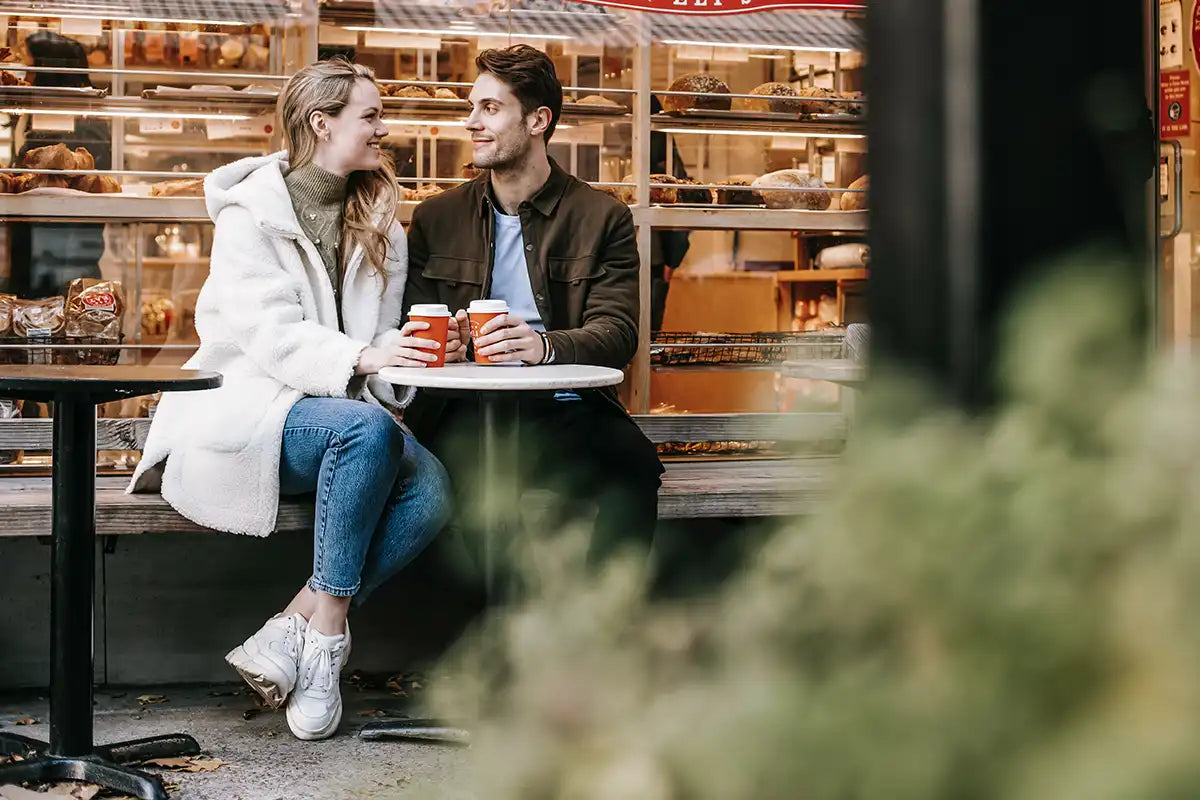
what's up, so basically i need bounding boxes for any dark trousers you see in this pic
[414,393,664,570]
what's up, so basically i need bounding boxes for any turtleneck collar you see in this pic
[284,161,349,208]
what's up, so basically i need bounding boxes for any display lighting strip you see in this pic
[0,107,252,121]
[654,127,863,139]
[342,25,572,41]
[383,118,571,129]
[661,39,851,53]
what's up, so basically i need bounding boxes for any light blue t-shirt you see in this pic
[489,209,544,332]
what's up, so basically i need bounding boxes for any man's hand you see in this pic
[445,309,469,363]
[473,313,545,365]
[355,320,442,374]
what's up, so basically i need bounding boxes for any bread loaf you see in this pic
[840,174,868,210]
[796,85,839,115]
[391,85,433,98]
[618,174,679,204]
[675,178,713,205]
[433,87,459,100]
[733,82,802,114]
[71,175,121,194]
[662,73,731,113]
[577,94,620,107]
[714,176,762,206]
[752,170,831,210]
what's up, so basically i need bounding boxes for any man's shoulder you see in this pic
[562,174,630,220]
[411,179,482,225]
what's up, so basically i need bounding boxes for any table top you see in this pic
[378,363,624,391]
[0,365,223,397]
[780,359,866,386]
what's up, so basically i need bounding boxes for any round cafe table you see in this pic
[371,363,623,744]
[0,365,221,800]
[377,362,625,590]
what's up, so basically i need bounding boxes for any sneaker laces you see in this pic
[303,641,345,696]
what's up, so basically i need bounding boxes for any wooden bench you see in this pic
[0,413,845,537]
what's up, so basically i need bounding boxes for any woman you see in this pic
[129,58,454,741]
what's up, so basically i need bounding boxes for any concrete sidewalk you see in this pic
[0,683,474,800]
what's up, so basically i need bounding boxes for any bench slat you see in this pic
[0,458,837,536]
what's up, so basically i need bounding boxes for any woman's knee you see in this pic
[339,404,405,462]
[399,436,454,524]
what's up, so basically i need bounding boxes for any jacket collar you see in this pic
[476,157,569,218]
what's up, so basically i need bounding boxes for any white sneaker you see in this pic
[286,622,351,741]
[224,613,306,710]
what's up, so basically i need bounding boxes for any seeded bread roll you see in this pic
[796,85,839,115]
[714,176,763,206]
[752,170,831,210]
[733,82,802,114]
[840,174,868,210]
[662,73,731,113]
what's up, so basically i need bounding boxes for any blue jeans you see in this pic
[279,397,450,605]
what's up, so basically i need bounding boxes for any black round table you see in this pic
[0,365,221,800]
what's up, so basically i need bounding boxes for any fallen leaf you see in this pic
[141,755,224,773]
[359,709,386,717]
[136,694,167,705]
[47,782,102,799]
[385,678,403,693]
[14,716,37,725]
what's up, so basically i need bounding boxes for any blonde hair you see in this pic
[278,57,400,282]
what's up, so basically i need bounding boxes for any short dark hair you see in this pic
[475,45,562,144]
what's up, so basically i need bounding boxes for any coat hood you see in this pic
[204,151,305,238]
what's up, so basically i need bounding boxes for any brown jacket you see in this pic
[402,160,639,422]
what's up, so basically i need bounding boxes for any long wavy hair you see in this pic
[278,58,400,282]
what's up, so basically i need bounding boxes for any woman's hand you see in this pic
[354,320,442,374]
[445,310,469,363]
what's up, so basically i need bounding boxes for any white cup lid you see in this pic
[468,299,509,313]
[409,303,450,317]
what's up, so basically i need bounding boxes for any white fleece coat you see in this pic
[127,152,415,536]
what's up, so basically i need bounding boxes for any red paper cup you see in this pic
[408,303,450,367]
[467,300,509,365]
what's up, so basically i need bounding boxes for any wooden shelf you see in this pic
[775,268,868,282]
[634,206,868,232]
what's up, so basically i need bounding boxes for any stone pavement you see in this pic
[0,683,474,800]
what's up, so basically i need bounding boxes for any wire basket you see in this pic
[0,335,124,366]
[651,331,845,366]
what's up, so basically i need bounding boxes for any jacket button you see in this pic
[525,243,533,251]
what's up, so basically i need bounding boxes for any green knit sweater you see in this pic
[284,162,348,305]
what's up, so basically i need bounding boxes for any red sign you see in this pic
[568,0,862,14]
[1161,69,1190,138]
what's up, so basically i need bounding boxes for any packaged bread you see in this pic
[662,73,731,113]
[66,278,125,340]
[714,176,763,206]
[150,177,205,197]
[840,174,868,210]
[11,296,66,337]
[733,82,802,114]
[752,170,831,210]
[71,175,121,194]
[0,293,15,335]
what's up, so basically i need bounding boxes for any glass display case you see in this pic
[0,0,867,471]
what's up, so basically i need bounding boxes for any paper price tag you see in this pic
[206,118,236,140]
[61,17,102,36]
[31,114,76,132]
[139,117,183,134]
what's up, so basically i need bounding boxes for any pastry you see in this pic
[662,73,731,113]
[840,174,868,210]
[71,175,121,193]
[618,174,678,204]
[391,85,433,98]
[751,170,831,210]
[23,143,81,171]
[0,70,29,86]
[150,177,205,197]
[433,87,459,100]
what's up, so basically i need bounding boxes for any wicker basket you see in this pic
[0,335,124,366]
[651,331,844,367]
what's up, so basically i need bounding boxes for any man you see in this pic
[403,45,663,566]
